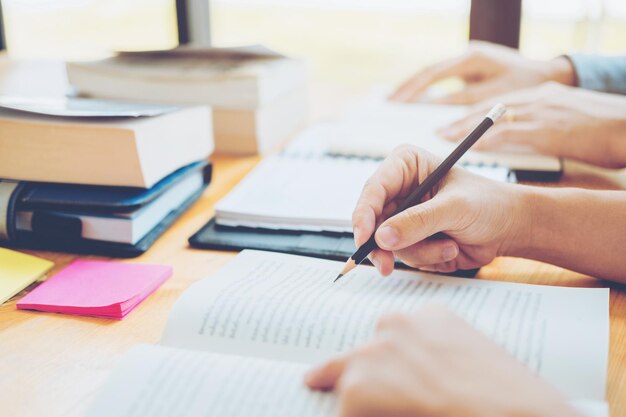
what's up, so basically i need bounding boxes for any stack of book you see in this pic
[66,45,309,155]
[0,96,214,257]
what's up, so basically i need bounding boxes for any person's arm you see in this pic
[437,82,626,169]
[390,40,575,104]
[306,305,581,417]
[567,54,626,95]
[514,186,626,281]
[352,146,626,283]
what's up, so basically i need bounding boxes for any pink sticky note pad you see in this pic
[17,260,172,319]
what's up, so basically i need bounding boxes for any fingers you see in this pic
[305,354,349,391]
[419,261,460,274]
[437,113,485,142]
[393,238,459,269]
[437,105,542,152]
[437,101,520,142]
[374,195,461,252]
[440,120,539,152]
[352,147,424,247]
[437,84,550,143]
[470,122,542,151]
[369,249,395,276]
[390,52,482,103]
[352,199,378,247]
[370,233,461,276]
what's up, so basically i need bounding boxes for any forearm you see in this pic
[605,117,626,168]
[510,186,626,283]
[575,96,626,168]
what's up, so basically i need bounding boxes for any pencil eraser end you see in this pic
[487,103,506,122]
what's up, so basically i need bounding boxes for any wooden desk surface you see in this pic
[1,154,625,417]
[0,58,624,416]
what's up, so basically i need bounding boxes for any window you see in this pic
[2,0,178,59]
[211,0,626,88]
[521,0,626,58]
[211,0,472,88]
[3,0,626,87]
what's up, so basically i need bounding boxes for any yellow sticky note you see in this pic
[0,247,54,304]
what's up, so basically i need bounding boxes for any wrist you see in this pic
[505,186,572,262]
[545,56,576,86]
[497,183,536,258]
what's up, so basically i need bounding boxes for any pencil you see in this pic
[334,103,507,282]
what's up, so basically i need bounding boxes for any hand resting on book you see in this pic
[438,82,626,169]
[390,41,575,104]
[305,304,580,417]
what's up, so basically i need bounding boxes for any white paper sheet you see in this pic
[86,345,336,417]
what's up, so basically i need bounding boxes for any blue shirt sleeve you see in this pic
[566,54,626,95]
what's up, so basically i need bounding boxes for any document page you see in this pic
[162,250,609,402]
[86,344,336,417]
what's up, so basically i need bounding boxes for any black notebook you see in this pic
[189,218,478,278]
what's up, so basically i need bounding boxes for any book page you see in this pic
[570,400,610,417]
[162,250,609,401]
[86,344,607,417]
[85,344,336,417]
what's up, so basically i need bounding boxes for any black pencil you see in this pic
[334,103,506,282]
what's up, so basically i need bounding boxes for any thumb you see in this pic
[305,355,350,391]
[375,195,460,251]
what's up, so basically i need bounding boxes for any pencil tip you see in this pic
[334,258,357,283]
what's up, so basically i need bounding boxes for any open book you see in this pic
[86,251,610,417]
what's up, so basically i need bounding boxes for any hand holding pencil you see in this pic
[337,105,517,279]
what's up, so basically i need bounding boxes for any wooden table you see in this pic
[0,57,624,416]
